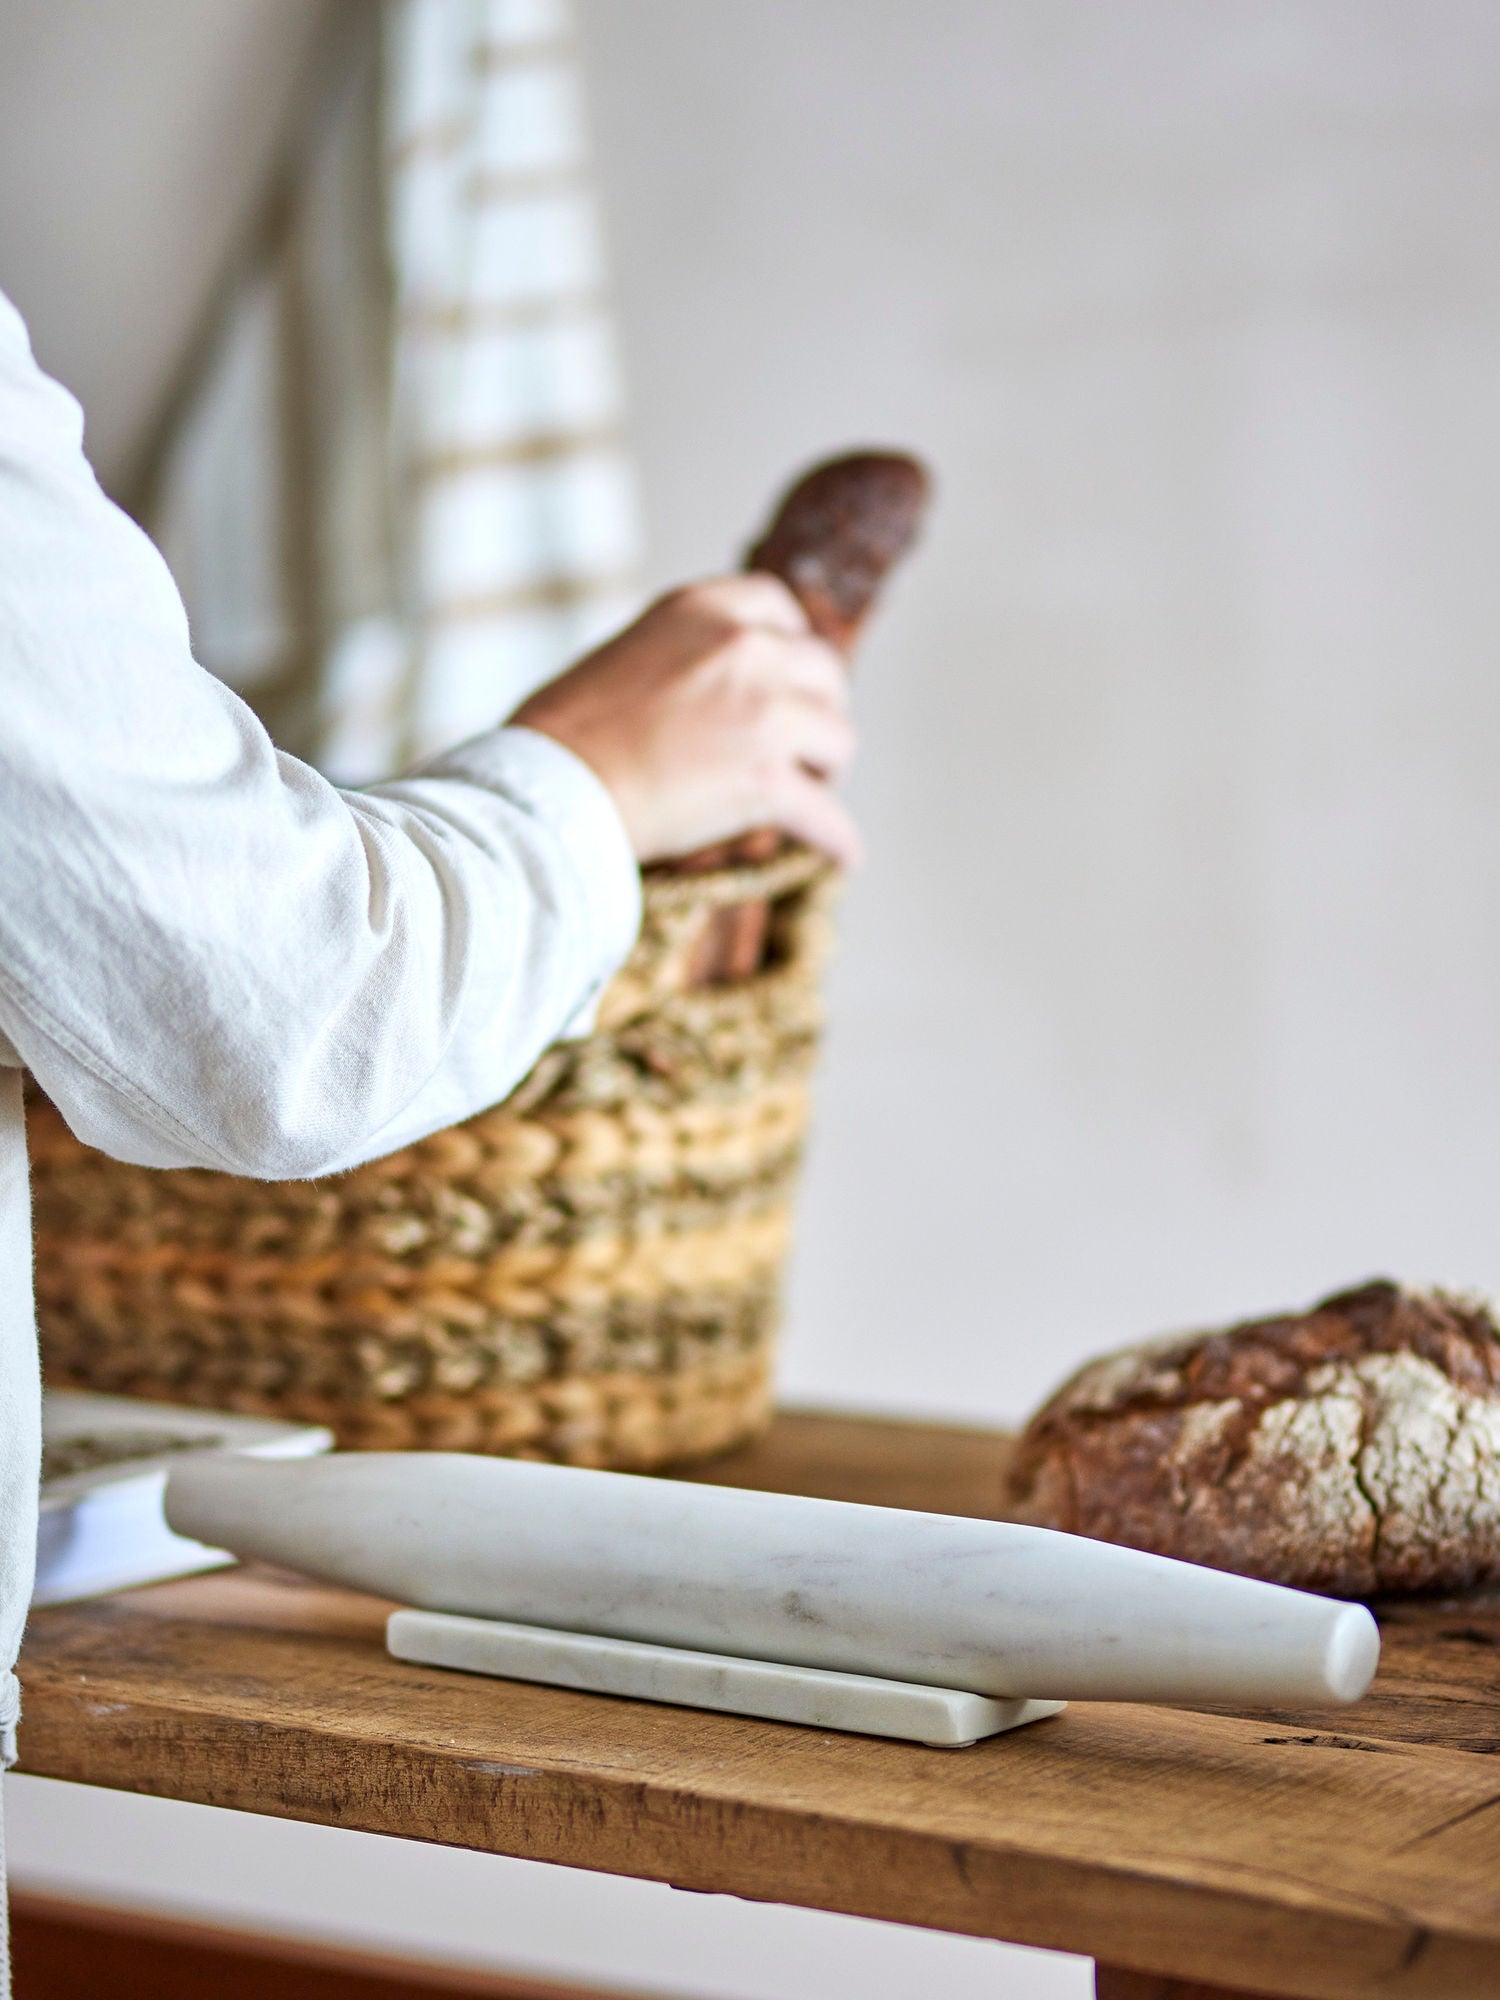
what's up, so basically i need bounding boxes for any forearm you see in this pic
[0,292,639,1178]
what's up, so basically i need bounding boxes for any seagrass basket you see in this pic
[29,847,836,1470]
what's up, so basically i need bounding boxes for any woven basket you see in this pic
[29,848,836,1470]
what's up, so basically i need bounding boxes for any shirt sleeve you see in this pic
[0,291,641,1179]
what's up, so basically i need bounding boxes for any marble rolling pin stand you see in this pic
[165,1454,1381,1749]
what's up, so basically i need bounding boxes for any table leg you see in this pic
[1095,1968,1291,2000]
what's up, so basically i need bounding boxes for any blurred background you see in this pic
[5,1,1500,1995]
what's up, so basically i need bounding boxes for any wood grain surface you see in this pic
[18,1409,1500,2000]
[1095,1973,1292,2000]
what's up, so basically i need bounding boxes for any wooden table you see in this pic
[17,1411,1500,2000]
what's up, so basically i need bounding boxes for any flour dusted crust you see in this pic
[1005,1281,1500,1597]
[745,451,930,654]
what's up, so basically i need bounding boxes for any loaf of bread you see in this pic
[745,449,931,655]
[679,448,930,890]
[1005,1280,1500,1597]
[678,449,931,984]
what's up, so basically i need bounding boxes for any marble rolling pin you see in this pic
[164,1452,1380,1709]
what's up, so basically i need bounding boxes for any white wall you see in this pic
[579,0,1500,1422]
[0,0,338,496]
[10,4,1500,1996]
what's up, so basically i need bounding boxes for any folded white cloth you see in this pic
[151,0,643,787]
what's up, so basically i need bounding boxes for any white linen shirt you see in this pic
[0,289,642,1783]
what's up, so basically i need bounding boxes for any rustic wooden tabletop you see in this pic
[17,1411,1500,2000]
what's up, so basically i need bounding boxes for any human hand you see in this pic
[510,575,860,867]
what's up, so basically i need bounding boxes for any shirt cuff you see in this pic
[416,725,642,1035]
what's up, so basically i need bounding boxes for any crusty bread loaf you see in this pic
[677,449,931,983]
[677,448,930,887]
[745,450,931,655]
[1006,1280,1500,1597]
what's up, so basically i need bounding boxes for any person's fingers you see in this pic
[772,692,857,779]
[764,768,864,869]
[763,631,848,705]
[725,629,848,716]
[680,573,810,635]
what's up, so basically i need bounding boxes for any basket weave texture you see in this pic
[30,849,836,1469]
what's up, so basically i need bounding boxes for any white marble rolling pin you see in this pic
[164,1452,1380,1707]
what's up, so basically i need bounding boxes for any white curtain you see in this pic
[149,0,642,785]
